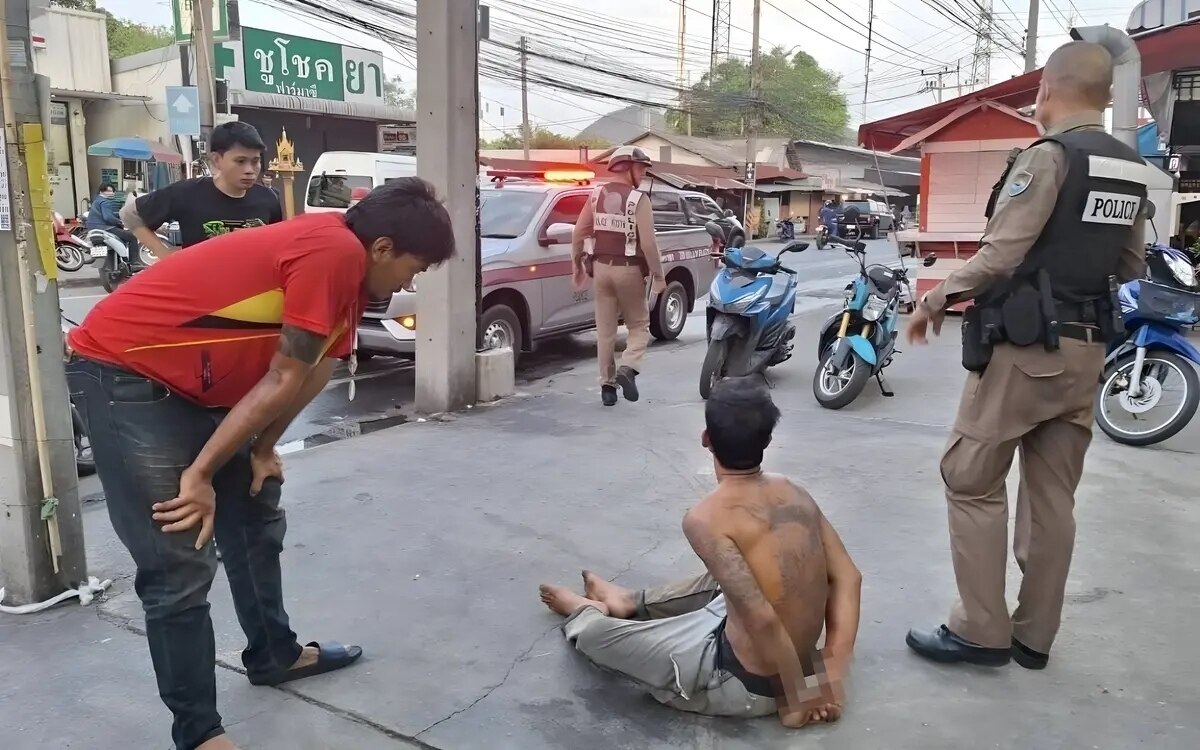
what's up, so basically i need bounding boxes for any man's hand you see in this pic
[572,263,588,292]
[650,275,667,296]
[250,447,284,496]
[905,302,942,345]
[801,651,849,724]
[152,468,217,550]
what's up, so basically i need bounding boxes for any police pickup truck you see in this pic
[357,169,721,362]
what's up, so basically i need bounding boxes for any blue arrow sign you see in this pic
[166,86,201,136]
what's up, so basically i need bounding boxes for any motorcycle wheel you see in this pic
[56,242,86,273]
[1095,349,1200,446]
[813,346,871,410]
[72,404,96,477]
[100,267,126,294]
[699,338,731,400]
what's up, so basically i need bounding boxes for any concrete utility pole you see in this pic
[192,0,217,139]
[415,0,479,413]
[519,35,530,160]
[0,0,87,604]
[1024,0,1040,73]
[745,0,761,236]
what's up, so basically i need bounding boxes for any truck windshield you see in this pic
[844,201,871,214]
[307,174,372,209]
[481,190,545,238]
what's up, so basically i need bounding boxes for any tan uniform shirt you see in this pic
[571,189,665,280]
[922,111,1147,317]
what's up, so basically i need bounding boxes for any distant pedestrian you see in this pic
[68,178,455,750]
[262,171,283,205]
[572,145,666,407]
[904,41,1148,670]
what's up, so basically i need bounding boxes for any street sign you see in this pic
[166,86,201,136]
[172,0,230,45]
[1167,154,1183,173]
[744,162,756,182]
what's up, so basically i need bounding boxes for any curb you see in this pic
[57,275,101,291]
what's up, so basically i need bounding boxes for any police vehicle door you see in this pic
[538,192,592,331]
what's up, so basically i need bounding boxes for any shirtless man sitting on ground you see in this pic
[539,377,863,727]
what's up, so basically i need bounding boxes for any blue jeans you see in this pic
[67,357,303,750]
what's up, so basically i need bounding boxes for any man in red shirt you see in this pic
[67,177,454,750]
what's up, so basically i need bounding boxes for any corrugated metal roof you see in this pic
[229,90,415,123]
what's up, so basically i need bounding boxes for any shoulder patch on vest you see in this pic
[1007,169,1034,197]
[1082,191,1140,226]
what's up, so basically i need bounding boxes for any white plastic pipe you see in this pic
[1069,25,1141,152]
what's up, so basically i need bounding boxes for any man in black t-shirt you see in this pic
[122,122,284,258]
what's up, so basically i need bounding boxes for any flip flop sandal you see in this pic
[248,641,363,687]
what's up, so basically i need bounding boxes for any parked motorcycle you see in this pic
[88,228,163,293]
[776,218,796,241]
[1094,243,1200,446]
[53,212,88,273]
[699,221,807,399]
[812,234,936,409]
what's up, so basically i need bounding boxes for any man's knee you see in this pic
[136,550,217,620]
[940,434,1012,500]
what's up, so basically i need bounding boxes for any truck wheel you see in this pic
[650,280,688,341]
[481,303,523,366]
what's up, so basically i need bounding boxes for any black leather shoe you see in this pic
[906,625,1011,667]
[601,386,618,407]
[616,366,640,402]
[1011,638,1049,670]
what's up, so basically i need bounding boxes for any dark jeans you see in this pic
[67,357,302,750]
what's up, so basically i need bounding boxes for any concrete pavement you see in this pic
[4,301,1199,749]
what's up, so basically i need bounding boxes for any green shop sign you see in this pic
[218,27,385,105]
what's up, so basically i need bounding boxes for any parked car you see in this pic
[358,170,722,363]
[651,190,745,247]
[839,199,894,239]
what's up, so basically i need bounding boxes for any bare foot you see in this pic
[291,645,320,670]
[582,570,638,619]
[197,736,239,750]
[538,584,609,617]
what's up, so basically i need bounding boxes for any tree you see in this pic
[480,127,608,150]
[672,47,848,142]
[51,0,174,59]
[383,76,415,109]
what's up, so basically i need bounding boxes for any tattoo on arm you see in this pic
[684,515,771,613]
[278,325,327,365]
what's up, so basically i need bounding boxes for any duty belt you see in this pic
[1059,322,1103,344]
[593,255,643,267]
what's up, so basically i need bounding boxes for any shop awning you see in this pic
[753,178,823,194]
[649,169,749,190]
[831,180,908,197]
[858,21,1200,152]
[229,90,415,123]
[52,88,149,102]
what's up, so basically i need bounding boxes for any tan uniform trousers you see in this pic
[942,337,1105,653]
[592,258,650,386]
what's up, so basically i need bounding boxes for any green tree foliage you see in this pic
[481,127,608,150]
[51,0,174,59]
[673,47,848,141]
[383,76,415,109]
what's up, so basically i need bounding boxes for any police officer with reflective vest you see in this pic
[572,146,666,406]
[904,41,1149,669]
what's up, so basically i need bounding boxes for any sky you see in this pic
[94,0,1140,140]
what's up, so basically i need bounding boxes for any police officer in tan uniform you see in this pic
[905,42,1149,669]
[572,146,666,406]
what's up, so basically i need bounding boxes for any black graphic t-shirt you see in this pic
[136,177,284,248]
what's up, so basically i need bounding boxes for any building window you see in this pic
[1175,72,1200,102]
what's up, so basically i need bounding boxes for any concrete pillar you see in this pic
[415,0,479,413]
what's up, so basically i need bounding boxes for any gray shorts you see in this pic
[561,575,778,718]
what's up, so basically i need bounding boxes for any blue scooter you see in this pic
[699,221,807,399]
[812,234,936,409]
[1094,243,1200,446]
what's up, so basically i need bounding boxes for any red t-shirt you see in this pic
[69,213,367,408]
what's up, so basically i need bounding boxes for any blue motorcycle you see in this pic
[699,221,807,399]
[1094,243,1200,446]
[812,234,936,409]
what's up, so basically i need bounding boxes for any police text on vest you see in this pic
[1082,191,1140,226]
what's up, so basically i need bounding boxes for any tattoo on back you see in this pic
[278,325,326,365]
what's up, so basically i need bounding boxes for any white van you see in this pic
[304,151,418,213]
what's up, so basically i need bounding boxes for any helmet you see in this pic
[607,145,653,173]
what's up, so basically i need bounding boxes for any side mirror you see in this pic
[1143,201,1156,220]
[782,241,808,254]
[542,222,574,246]
[922,253,938,267]
[723,208,735,218]
[854,241,868,253]
[704,220,725,240]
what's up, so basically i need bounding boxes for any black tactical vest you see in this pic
[996,128,1148,304]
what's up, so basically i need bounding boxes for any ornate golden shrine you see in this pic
[268,128,305,218]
